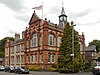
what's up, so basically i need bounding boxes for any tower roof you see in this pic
[61,6,65,15]
[59,3,67,17]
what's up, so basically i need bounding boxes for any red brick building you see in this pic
[4,6,85,69]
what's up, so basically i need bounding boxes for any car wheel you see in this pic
[19,71,22,74]
[9,70,11,73]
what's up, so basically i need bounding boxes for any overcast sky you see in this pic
[0,0,100,46]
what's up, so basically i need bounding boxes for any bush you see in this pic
[34,66,41,71]
[59,68,73,73]
[29,67,34,71]
[29,66,41,71]
[83,60,94,72]
[49,68,57,72]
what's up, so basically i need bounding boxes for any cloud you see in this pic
[0,0,24,12]
[76,9,100,25]
[15,14,30,22]
[43,5,60,19]
[8,29,17,35]
[69,9,93,18]
[0,3,27,39]
[0,0,31,23]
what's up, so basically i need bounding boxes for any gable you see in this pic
[29,10,40,25]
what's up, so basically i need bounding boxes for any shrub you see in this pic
[59,68,73,73]
[49,68,57,72]
[29,67,34,71]
[29,66,41,71]
[33,66,41,71]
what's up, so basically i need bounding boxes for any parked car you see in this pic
[92,66,100,75]
[0,66,5,71]
[14,66,29,74]
[4,66,9,72]
[5,66,15,72]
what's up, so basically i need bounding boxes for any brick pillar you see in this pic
[24,28,27,65]
[43,18,48,69]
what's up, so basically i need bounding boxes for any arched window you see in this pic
[35,54,38,63]
[58,36,61,47]
[52,54,55,63]
[40,54,43,63]
[48,54,51,63]
[49,34,54,46]
[32,33,37,47]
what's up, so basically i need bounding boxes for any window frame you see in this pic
[49,34,54,46]
[48,54,51,63]
[58,36,61,47]
[32,33,37,47]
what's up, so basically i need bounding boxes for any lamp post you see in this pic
[71,21,76,73]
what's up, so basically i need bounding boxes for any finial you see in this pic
[61,2,65,15]
[34,10,35,13]
[45,18,47,20]
[71,21,74,25]
[62,2,64,7]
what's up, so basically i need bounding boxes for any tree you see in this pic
[88,40,100,52]
[0,37,14,57]
[58,22,84,73]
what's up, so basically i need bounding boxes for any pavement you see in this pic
[0,71,93,75]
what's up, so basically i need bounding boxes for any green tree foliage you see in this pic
[83,60,94,72]
[88,39,100,52]
[0,37,14,57]
[58,22,84,73]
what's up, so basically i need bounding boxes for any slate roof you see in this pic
[85,45,97,52]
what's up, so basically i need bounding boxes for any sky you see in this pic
[0,0,100,46]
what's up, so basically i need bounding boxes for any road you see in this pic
[0,71,93,75]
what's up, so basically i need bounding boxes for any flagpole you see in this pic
[41,2,44,70]
[42,2,43,24]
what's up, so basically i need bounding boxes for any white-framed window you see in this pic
[11,56,14,64]
[58,36,61,47]
[48,54,51,63]
[31,55,34,63]
[16,56,20,64]
[52,54,55,63]
[16,45,19,52]
[35,55,38,63]
[30,55,35,63]
[18,45,20,51]
[92,52,94,57]
[11,47,14,53]
[21,56,24,64]
[49,34,54,46]
[40,54,43,63]
[5,48,8,55]
[30,55,34,63]
[32,33,37,47]
[21,44,24,51]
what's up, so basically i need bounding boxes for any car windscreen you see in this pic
[21,67,27,69]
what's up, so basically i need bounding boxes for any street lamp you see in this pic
[71,21,76,73]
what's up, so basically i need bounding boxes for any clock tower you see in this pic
[58,4,67,28]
